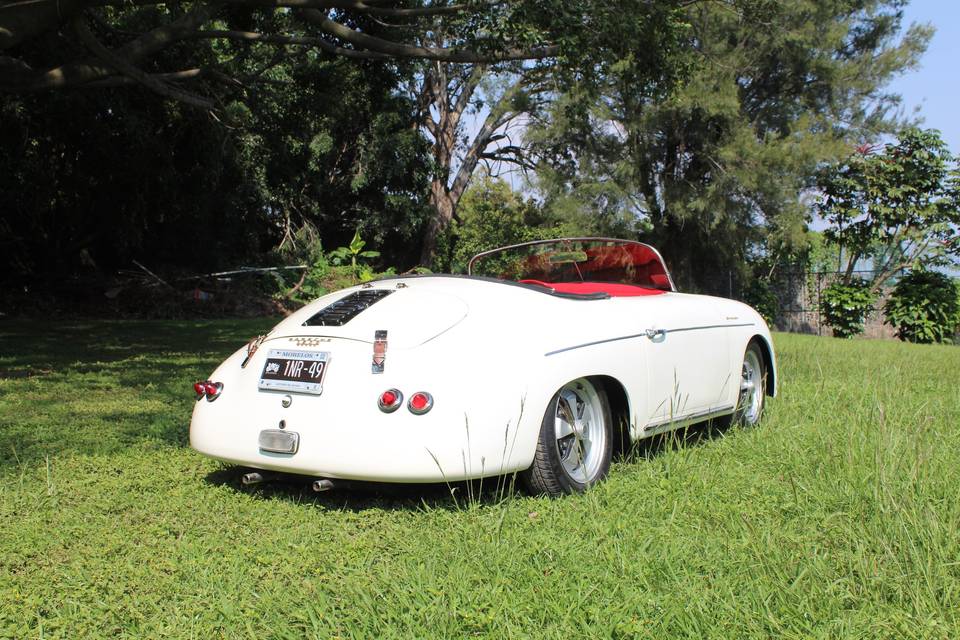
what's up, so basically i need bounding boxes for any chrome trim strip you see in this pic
[644,404,736,431]
[665,322,755,334]
[544,333,648,357]
[544,323,756,356]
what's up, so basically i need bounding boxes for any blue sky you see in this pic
[888,0,960,154]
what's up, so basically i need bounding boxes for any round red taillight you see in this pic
[193,381,207,397]
[378,389,402,413]
[203,381,223,400]
[408,391,433,415]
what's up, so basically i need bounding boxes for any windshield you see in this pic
[468,238,674,291]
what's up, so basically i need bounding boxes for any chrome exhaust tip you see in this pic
[241,472,264,486]
[312,479,335,492]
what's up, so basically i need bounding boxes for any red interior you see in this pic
[512,243,671,292]
[519,280,666,297]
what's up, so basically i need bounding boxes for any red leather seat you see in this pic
[519,280,666,297]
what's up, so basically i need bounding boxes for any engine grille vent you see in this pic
[303,289,393,326]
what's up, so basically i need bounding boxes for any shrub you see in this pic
[821,279,875,338]
[884,270,960,344]
[270,225,388,308]
[742,278,779,327]
[328,229,381,281]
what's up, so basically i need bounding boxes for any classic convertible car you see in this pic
[190,238,776,496]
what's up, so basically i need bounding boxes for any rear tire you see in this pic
[733,340,767,427]
[521,378,613,496]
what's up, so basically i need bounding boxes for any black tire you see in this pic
[733,340,767,427]
[521,378,613,496]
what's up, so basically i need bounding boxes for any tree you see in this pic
[0,2,562,108]
[2,0,692,267]
[817,127,960,293]
[245,54,433,268]
[410,1,692,265]
[441,175,547,273]
[411,60,551,266]
[0,52,431,287]
[530,0,932,293]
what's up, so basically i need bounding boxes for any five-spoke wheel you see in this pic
[522,378,612,496]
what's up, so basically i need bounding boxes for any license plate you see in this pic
[259,429,300,454]
[258,349,330,395]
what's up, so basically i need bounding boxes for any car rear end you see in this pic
[189,280,540,482]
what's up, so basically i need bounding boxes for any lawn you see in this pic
[1,320,958,639]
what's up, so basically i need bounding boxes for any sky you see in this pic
[884,0,960,154]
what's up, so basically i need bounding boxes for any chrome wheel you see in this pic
[736,344,765,426]
[553,378,608,484]
[522,377,613,496]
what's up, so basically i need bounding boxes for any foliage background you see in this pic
[0,0,957,337]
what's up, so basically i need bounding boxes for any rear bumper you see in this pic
[190,410,529,482]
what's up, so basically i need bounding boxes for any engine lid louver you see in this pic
[303,289,393,326]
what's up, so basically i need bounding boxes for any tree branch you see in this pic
[191,29,392,58]
[451,63,485,120]
[300,0,468,17]
[82,68,205,87]
[0,0,86,50]
[302,10,559,62]
[76,0,468,13]
[1,4,214,91]
[73,14,216,109]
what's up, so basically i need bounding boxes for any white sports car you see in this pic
[190,238,776,496]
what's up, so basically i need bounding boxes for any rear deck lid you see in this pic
[277,287,468,348]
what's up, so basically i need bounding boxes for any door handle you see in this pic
[645,328,665,340]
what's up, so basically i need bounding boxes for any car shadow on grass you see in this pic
[203,466,528,512]
[203,419,734,512]
[619,416,734,463]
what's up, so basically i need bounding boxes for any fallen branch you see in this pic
[172,265,308,281]
[132,259,174,289]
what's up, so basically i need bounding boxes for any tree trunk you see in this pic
[420,179,456,266]
[415,63,532,267]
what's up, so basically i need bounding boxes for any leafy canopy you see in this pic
[817,127,960,291]
[530,0,931,293]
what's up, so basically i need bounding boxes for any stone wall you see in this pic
[771,270,896,339]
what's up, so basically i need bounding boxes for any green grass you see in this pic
[1,320,959,639]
